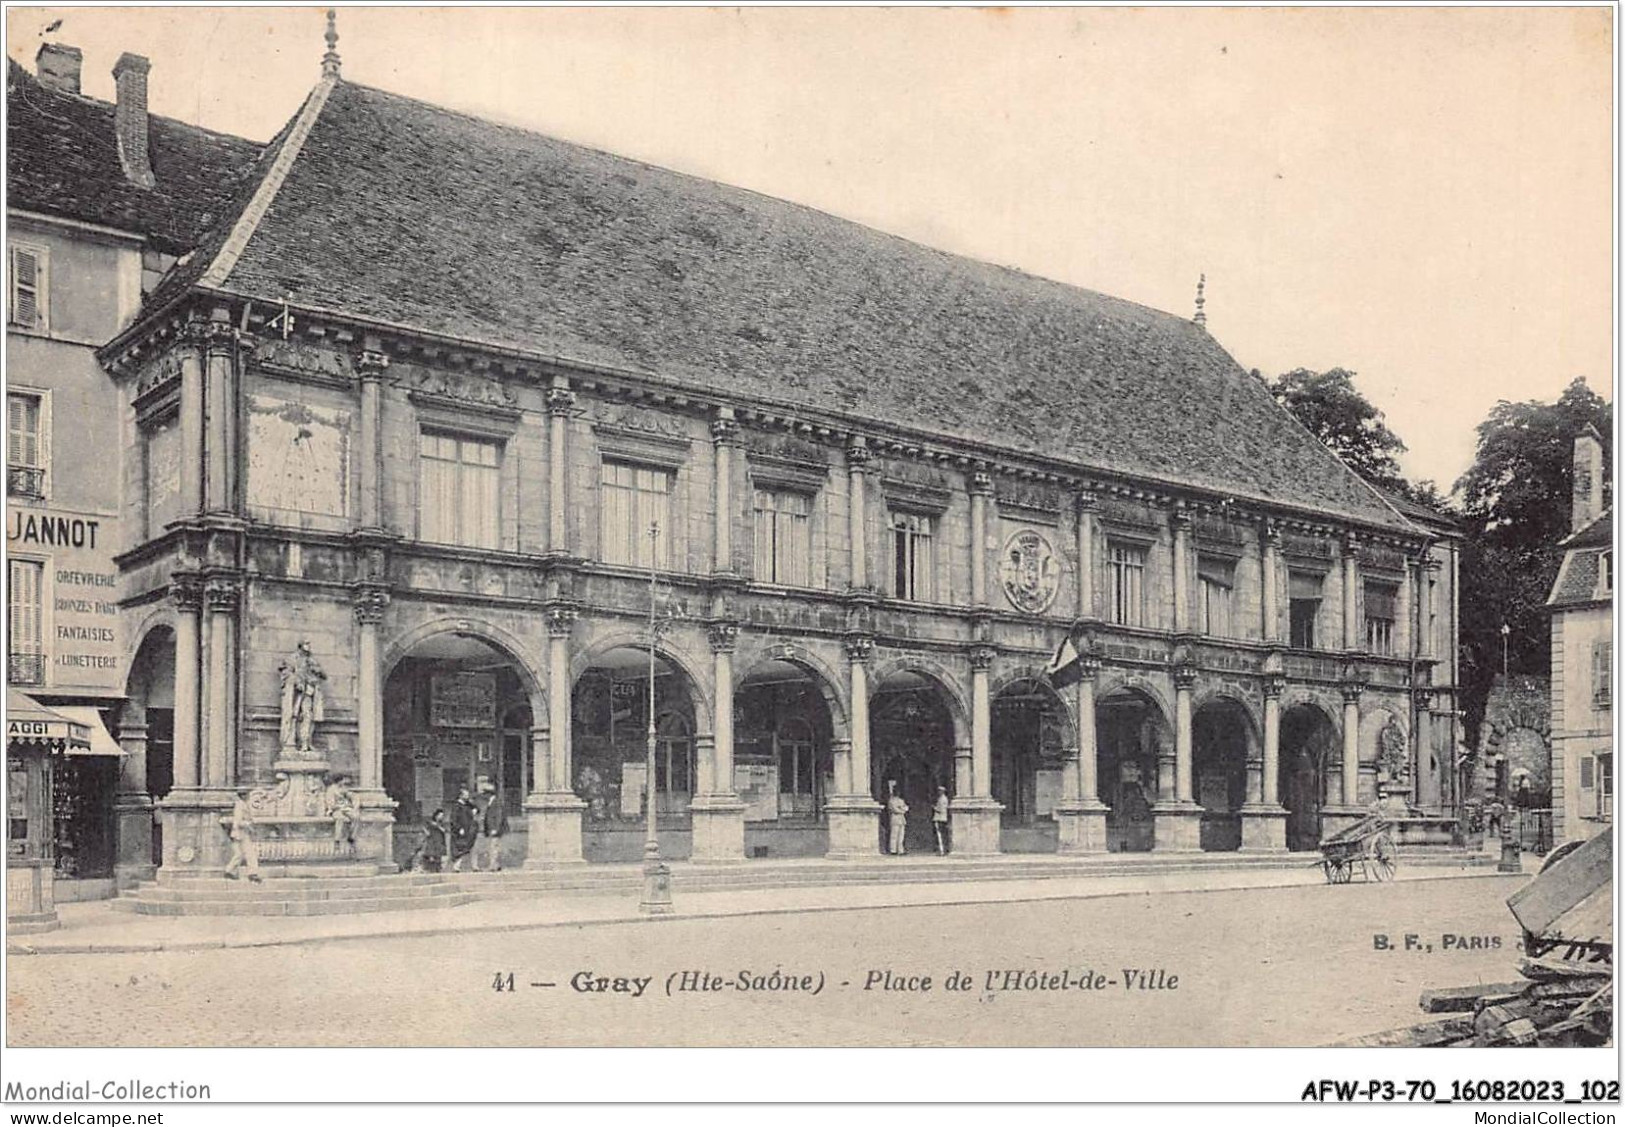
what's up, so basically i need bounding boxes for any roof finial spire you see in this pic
[321,9,341,79]
[1193,273,1207,329]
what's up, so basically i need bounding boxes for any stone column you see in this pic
[1171,508,1191,633]
[112,712,154,887]
[352,586,389,790]
[202,321,237,513]
[1153,663,1204,851]
[1397,558,1414,659]
[846,437,870,591]
[1056,656,1109,853]
[951,645,1004,855]
[1240,672,1288,851]
[691,622,747,862]
[156,573,225,872]
[1342,535,1360,651]
[970,470,992,606]
[546,384,575,555]
[357,346,388,529]
[711,411,738,574]
[826,634,881,858]
[1261,523,1281,642]
[202,576,239,788]
[1341,680,1363,808]
[1420,560,1439,661]
[525,605,586,866]
[1413,688,1436,809]
[1076,491,1096,618]
[171,575,202,789]
[179,331,206,515]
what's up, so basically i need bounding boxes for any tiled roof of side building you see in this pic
[1548,510,1613,609]
[157,78,1419,531]
[6,58,263,253]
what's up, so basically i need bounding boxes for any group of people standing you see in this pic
[418,778,510,872]
[882,781,952,856]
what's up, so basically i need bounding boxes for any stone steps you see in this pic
[110,848,1496,916]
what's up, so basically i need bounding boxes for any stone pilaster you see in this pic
[845,437,870,591]
[969,470,993,607]
[1342,534,1361,652]
[1171,507,1192,633]
[826,633,882,858]
[691,621,747,862]
[1055,654,1109,853]
[112,713,155,887]
[546,383,575,556]
[356,344,388,531]
[1240,663,1288,851]
[1075,489,1096,618]
[1261,521,1281,643]
[202,575,240,788]
[711,410,739,576]
[525,604,585,866]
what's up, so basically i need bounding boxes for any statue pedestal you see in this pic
[239,758,392,877]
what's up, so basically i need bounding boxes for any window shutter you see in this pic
[10,246,39,328]
[1581,757,1595,790]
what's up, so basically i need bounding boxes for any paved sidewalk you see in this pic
[6,859,1522,957]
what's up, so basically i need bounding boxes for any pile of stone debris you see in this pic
[1339,831,1613,1048]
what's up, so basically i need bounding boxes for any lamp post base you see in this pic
[640,841,675,914]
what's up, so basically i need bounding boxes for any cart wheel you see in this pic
[1321,859,1335,884]
[1371,834,1397,882]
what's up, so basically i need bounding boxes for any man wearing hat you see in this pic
[475,776,509,872]
[932,785,951,855]
[224,787,263,882]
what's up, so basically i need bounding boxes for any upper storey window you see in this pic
[1364,582,1399,656]
[1289,571,1322,650]
[602,460,673,569]
[1197,556,1235,637]
[890,510,934,601]
[419,431,500,549]
[7,391,45,500]
[1107,541,1147,627]
[8,243,47,333]
[754,488,812,587]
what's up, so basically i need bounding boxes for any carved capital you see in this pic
[1414,687,1435,712]
[1262,520,1283,550]
[545,387,577,418]
[1170,507,1193,532]
[545,605,578,638]
[1342,682,1365,705]
[710,416,739,447]
[201,320,239,355]
[844,634,874,664]
[1076,655,1102,683]
[969,471,995,497]
[1262,672,1287,700]
[707,621,740,653]
[356,349,390,380]
[170,572,204,615]
[845,436,871,469]
[352,585,391,626]
[204,576,240,614]
[969,645,997,672]
[1342,532,1361,558]
[1075,488,1098,514]
[1173,664,1199,691]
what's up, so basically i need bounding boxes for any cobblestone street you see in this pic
[6,874,1529,1047]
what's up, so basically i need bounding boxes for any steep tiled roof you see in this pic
[6,58,262,253]
[1548,510,1613,609]
[160,79,1417,531]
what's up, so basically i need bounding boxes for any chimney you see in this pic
[35,43,82,95]
[1571,424,1604,533]
[112,52,155,189]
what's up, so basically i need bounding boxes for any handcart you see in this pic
[1318,812,1397,884]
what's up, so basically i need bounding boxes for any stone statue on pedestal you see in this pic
[278,641,327,756]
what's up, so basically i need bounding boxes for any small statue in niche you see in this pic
[278,641,328,755]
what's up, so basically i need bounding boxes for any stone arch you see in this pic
[867,652,971,745]
[382,614,549,713]
[733,645,850,742]
[990,663,1079,739]
[1191,687,1263,748]
[124,603,178,674]
[572,628,714,734]
[1278,688,1341,732]
[1095,672,1175,733]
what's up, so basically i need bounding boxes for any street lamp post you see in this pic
[1501,622,1511,677]
[640,520,675,915]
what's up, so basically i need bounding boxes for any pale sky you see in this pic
[7,5,1613,491]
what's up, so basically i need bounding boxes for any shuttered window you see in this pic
[1107,542,1147,627]
[1593,640,1612,709]
[890,511,934,601]
[1289,571,1322,649]
[753,489,812,586]
[419,432,500,549]
[601,460,673,569]
[8,559,44,684]
[8,244,45,330]
[1598,754,1613,820]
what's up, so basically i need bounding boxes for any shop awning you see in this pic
[6,689,90,752]
[52,706,125,758]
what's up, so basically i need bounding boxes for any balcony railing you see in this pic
[7,464,44,499]
[8,651,45,685]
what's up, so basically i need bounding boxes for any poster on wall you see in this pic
[430,671,497,728]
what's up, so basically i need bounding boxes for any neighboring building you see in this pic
[11,34,1465,890]
[5,47,260,892]
[1547,426,1613,845]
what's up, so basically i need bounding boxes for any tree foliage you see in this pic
[1267,368,1412,494]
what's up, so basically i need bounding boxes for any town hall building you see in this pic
[13,26,1465,894]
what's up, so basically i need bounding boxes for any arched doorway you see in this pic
[120,626,175,870]
[1280,703,1338,851]
[991,677,1069,852]
[572,646,700,862]
[1095,688,1166,852]
[735,659,838,858]
[871,670,956,855]
[382,631,539,870]
[1192,699,1252,852]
